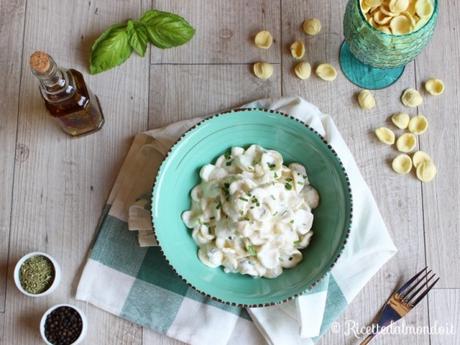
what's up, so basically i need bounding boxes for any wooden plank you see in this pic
[429,289,460,345]
[415,0,460,289]
[150,0,281,64]
[0,0,26,313]
[3,0,149,344]
[149,64,281,128]
[281,1,429,344]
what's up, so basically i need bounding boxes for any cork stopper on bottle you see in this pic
[30,51,51,74]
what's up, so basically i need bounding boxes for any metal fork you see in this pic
[359,267,439,345]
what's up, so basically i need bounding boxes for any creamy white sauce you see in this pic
[182,145,319,278]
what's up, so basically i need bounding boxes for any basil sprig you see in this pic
[90,10,195,74]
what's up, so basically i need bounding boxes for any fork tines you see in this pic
[397,267,439,307]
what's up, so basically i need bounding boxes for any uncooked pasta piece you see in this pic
[290,41,305,59]
[253,62,274,80]
[408,115,428,135]
[415,0,434,18]
[396,133,417,152]
[424,78,445,96]
[375,127,395,145]
[380,5,398,17]
[315,64,337,81]
[368,0,383,6]
[294,61,311,80]
[361,0,372,14]
[391,112,410,129]
[374,10,392,25]
[412,151,431,168]
[390,15,413,34]
[392,154,413,175]
[378,25,392,34]
[302,18,321,36]
[401,88,423,107]
[416,160,437,182]
[389,0,410,13]
[254,30,273,49]
[401,11,417,26]
[358,90,376,109]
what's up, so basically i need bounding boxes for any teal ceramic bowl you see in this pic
[151,109,352,306]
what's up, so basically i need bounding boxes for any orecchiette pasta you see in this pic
[424,78,445,96]
[391,112,410,129]
[303,18,322,36]
[182,145,319,278]
[315,63,337,81]
[254,30,273,49]
[392,154,413,175]
[360,0,434,34]
[375,127,396,145]
[408,115,428,135]
[358,90,376,110]
[401,88,423,107]
[294,61,312,80]
[396,133,417,152]
[253,62,274,80]
[290,40,306,59]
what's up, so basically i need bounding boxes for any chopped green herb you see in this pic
[223,182,230,189]
[285,182,292,190]
[216,202,221,209]
[297,181,304,185]
[226,160,232,166]
[293,240,301,246]
[268,163,276,170]
[210,216,215,220]
[243,216,250,221]
[289,220,294,224]
[239,197,249,202]
[270,195,276,200]
[246,244,257,256]
[224,152,231,160]
[286,177,293,182]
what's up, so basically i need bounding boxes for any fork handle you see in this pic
[359,333,376,345]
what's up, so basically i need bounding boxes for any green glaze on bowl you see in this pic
[151,109,352,307]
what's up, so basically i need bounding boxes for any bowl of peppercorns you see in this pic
[40,304,87,345]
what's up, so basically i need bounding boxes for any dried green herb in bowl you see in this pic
[14,252,61,297]
[20,255,55,294]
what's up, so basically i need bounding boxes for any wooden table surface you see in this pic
[1,0,459,344]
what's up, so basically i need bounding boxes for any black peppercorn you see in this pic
[44,306,83,345]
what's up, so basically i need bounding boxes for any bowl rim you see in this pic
[39,303,88,345]
[13,251,61,298]
[151,108,353,307]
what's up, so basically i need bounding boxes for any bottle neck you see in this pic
[31,57,73,101]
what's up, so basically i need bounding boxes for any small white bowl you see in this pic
[40,304,88,345]
[13,251,61,297]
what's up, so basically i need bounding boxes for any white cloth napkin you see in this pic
[126,96,397,344]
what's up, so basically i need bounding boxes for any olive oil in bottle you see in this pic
[30,51,104,137]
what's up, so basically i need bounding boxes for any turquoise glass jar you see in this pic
[339,0,438,89]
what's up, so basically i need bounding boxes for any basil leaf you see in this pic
[90,24,132,74]
[140,10,195,49]
[127,20,149,57]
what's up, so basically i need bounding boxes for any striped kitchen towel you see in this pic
[76,96,397,345]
